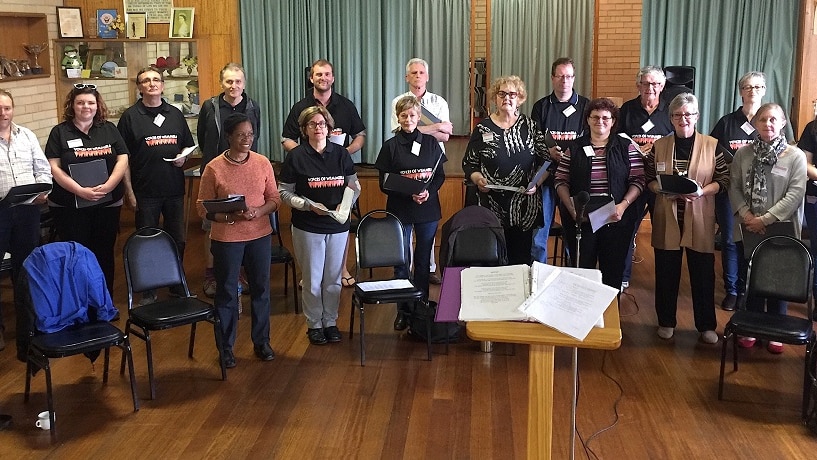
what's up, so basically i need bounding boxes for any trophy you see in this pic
[23,43,48,75]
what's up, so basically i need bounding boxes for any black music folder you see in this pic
[202,195,247,214]
[68,159,112,208]
[0,183,51,209]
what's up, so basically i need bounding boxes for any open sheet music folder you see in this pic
[445,262,617,341]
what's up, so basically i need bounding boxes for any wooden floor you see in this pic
[1,213,817,459]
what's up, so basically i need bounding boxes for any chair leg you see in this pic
[423,301,432,361]
[804,338,816,420]
[145,330,156,400]
[44,361,55,440]
[122,338,140,412]
[188,323,197,358]
[349,298,356,339]
[359,305,366,366]
[291,263,300,313]
[120,319,133,376]
[24,359,32,403]
[718,330,730,400]
[103,347,110,383]
[212,316,227,380]
[732,334,739,371]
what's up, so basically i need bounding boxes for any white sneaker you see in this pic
[699,330,719,344]
[620,281,629,291]
[657,327,674,339]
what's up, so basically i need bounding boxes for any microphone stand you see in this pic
[569,195,587,460]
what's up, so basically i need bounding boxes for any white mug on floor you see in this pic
[35,411,54,430]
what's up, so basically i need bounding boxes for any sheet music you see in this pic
[588,200,618,232]
[356,279,414,291]
[519,270,618,340]
[528,262,604,327]
[458,265,531,321]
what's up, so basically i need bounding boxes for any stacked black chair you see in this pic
[270,211,299,312]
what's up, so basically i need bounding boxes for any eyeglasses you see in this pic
[73,83,97,90]
[639,81,662,87]
[138,77,164,84]
[553,75,575,80]
[588,115,613,122]
[496,91,518,99]
[742,85,766,92]
[671,112,698,120]
[306,121,327,129]
[234,132,255,140]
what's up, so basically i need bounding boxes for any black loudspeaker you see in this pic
[662,65,695,104]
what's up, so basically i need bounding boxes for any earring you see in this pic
[514,107,520,116]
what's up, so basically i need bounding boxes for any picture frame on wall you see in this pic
[126,12,147,39]
[56,7,84,39]
[169,7,194,39]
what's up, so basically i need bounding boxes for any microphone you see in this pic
[573,191,590,226]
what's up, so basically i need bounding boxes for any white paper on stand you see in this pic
[528,262,604,327]
[518,269,618,340]
[458,265,531,321]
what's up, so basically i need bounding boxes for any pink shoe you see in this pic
[737,337,756,348]
[766,341,784,354]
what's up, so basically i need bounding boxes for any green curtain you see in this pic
[490,0,595,111]
[239,0,470,163]
[642,0,799,138]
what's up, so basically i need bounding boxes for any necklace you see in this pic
[223,148,249,164]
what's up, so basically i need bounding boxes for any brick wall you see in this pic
[593,0,642,103]
[1,1,62,143]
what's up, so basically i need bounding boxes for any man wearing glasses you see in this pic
[529,57,589,264]
[619,66,674,290]
[118,67,195,303]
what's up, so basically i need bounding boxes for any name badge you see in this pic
[153,113,166,127]
[67,138,83,148]
[641,120,655,132]
[740,121,755,135]
[482,132,494,143]
[562,105,576,117]
[656,162,666,172]
[583,145,595,157]
[411,141,421,156]
[771,164,789,177]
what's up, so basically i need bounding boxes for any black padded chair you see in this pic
[349,210,429,366]
[19,242,139,440]
[270,211,299,312]
[122,228,226,399]
[718,235,817,419]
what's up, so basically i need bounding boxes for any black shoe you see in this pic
[254,343,275,361]
[721,293,737,311]
[324,326,342,343]
[307,328,328,345]
[222,349,236,368]
[393,312,408,331]
[0,414,11,431]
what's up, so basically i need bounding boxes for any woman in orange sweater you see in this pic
[197,113,281,368]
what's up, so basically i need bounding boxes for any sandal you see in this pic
[341,276,356,288]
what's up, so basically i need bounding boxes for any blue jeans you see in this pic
[804,196,817,296]
[623,189,655,283]
[531,185,557,263]
[135,195,186,257]
[0,205,41,331]
[211,235,271,349]
[395,220,438,312]
[715,192,740,295]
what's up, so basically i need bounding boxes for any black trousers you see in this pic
[654,247,717,331]
[563,221,632,290]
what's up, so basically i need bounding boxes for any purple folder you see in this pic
[436,266,466,322]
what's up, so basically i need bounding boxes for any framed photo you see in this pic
[86,50,108,76]
[97,9,118,39]
[126,12,147,39]
[169,7,194,39]
[56,7,84,39]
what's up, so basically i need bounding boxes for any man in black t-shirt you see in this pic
[120,67,195,301]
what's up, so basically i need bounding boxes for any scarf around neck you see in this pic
[747,135,788,214]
